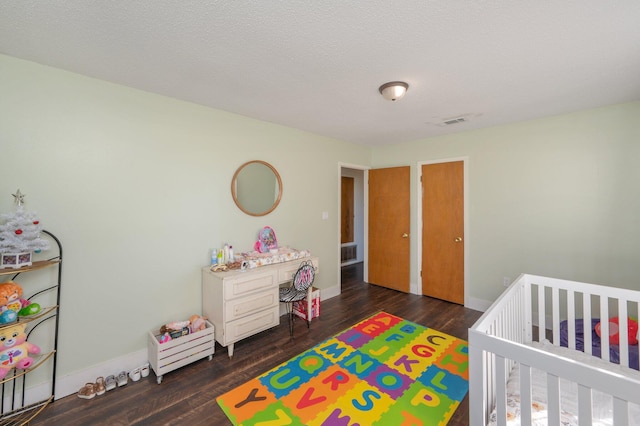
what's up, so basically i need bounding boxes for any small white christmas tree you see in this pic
[0,190,49,254]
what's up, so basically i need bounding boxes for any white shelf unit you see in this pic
[0,230,61,424]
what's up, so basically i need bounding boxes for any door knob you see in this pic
[402,233,409,238]
[454,237,463,242]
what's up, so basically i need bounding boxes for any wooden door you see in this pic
[368,166,410,292]
[341,176,354,243]
[421,161,464,304]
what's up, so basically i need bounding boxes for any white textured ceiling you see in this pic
[1,1,639,146]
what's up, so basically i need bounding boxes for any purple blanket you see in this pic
[560,319,639,370]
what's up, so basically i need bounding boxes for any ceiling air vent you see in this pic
[442,117,467,125]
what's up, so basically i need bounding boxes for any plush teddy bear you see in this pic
[0,322,41,380]
[0,281,41,324]
[0,281,26,324]
[0,281,24,313]
[189,315,207,333]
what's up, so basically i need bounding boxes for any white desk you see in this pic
[202,256,318,357]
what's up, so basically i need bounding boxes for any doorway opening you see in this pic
[340,166,366,289]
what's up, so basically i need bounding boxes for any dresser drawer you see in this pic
[225,288,278,321]
[224,270,277,300]
[225,306,279,344]
[277,258,319,283]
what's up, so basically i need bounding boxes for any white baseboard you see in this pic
[465,296,492,312]
[319,284,340,300]
[2,380,52,413]
[53,348,148,400]
[2,347,149,408]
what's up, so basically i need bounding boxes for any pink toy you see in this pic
[0,323,41,379]
[595,317,639,345]
[189,315,207,333]
[254,226,277,253]
[158,332,172,344]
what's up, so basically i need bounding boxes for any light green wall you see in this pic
[373,101,640,303]
[2,52,639,379]
[0,54,371,376]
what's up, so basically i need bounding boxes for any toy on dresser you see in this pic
[0,322,41,379]
[0,281,41,324]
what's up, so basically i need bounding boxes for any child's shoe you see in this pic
[117,371,128,387]
[129,368,141,382]
[105,375,117,391]
[140,363,150,378]
[77,383,96,399]
[95,376,106,396]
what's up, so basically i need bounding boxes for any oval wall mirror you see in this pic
[231,160,283,216]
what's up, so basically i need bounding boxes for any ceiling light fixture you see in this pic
[378,81,409,101]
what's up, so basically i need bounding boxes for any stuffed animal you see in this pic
[0,281,24,313]
[595,317,639,345]
[189,315,207,333]
[0,323,41,380]
[0,281,27,324]
[0,281,42,324]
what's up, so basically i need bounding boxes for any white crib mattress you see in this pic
[488,340,640,426]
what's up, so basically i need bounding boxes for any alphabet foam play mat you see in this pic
[216,311,469,425]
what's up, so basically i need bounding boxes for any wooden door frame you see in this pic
[417,157,469,305]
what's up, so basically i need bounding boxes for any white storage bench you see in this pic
[147,320,215,384]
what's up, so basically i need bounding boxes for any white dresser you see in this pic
[202,256,319,357]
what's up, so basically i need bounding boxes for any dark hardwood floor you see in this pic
[34,263,482,425]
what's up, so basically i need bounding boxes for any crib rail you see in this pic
[529,274,640,367]
[469,274,530,425]
[469,273,640,426]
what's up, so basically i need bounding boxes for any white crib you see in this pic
[469,274,640,425]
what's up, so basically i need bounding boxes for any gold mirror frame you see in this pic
[231,160,283,216]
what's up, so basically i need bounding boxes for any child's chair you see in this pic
[279,260,316,337]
